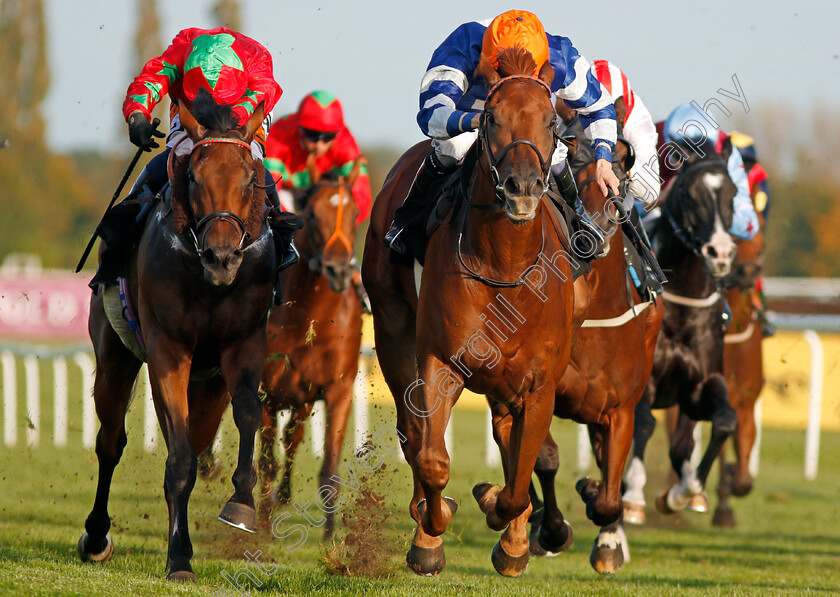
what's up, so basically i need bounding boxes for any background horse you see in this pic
[362,48,575,577]
[623,152,739,528]
[521,114,664,574]
[78,96,276,581]
[259,162,363,538]
[714,202,766,527]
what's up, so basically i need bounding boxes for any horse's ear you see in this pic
[474,56,500,90]
[554,98,575,125]
[179,101,206,141]
[345,158,363,188]
[241,102,265,143]
[720,135,733,163]
[305,152,321,185]
[613,96,627,128]
[537,60,554,88]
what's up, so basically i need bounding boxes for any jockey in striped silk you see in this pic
[385,9,620,261]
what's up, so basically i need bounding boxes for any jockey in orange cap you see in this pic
[385,10,620,260]
[265,91,373,311]
[91,27,298,294]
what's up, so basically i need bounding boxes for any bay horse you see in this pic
[363,48,578,577]
[714,203,766,527]
[622,152,739,527]
[258,162,363,538]
[78,95,278,581]
[521,117,664,574]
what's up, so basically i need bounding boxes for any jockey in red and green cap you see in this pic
[265,91,371,225]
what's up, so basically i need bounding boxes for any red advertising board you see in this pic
[0,270,92,340]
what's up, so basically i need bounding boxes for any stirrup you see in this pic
[278,239,300,271]
[570,211,605,260]
[384,225,407,255]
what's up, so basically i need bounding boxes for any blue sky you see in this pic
[44,0,840,152]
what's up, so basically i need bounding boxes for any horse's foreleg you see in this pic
[277,402,313,505]
[320,383,353,539]
[414,355,462,540]
[713,439,736,527]
[531,430,573,555]
[218,333,267,534]
[732,401,756,497]
[146,337,196,580]
[475,389,553,577]
[622,395,655,524]
[691,375,737,487]
[79,309,142,564]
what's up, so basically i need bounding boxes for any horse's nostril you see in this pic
[504,176,522,196]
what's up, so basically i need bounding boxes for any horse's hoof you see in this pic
[623,501,647,525]
[472,482,495,503]
[654,488,676,515]
[712,506,737,528]
[491,540,530,577]
[537,520,573,554]
[77,532,114,563]
[590,531,624,575]
[687,491,709,513]
[406,543,445,576]
[167,569,197,582]
[218,501,258,533]
[575,477,600,502]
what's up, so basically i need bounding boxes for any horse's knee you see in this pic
[712,404,738,438]
[415,450,449,492]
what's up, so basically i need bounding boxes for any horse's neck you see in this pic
[464,179,544,273]
[658,229,716,298]
[726,286,754,327]
[588,233,630,298]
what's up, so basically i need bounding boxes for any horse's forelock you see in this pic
[496,47,538,78]
[191,87,237,133]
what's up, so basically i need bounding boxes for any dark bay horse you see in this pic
[362,48,576,577]
[623,153,739,526]
[714,204,766,527]
[521,124,664,574]
[78,97,276,581]
[259,162,363,537]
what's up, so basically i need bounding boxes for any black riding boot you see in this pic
[553,163,605,261]
[626,204,665,296]
[89,162,162,289]
[264,170,300,272]
[384,151,454,255]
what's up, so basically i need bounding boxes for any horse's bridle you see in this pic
[302,181,355,276]
[663,158,729,259]
[185,136,254,257]
[477,75,559,208]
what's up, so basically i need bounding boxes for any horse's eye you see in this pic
[187,170,196,183]
[486,112,495,126]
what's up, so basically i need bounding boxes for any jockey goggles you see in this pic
[300,127,338,143]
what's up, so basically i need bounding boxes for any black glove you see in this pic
[128,113,164,152]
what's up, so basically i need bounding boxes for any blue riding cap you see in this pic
[663,103,719,158]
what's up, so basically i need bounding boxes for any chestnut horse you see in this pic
[258,163,363,538]
[521,120,664,574]
[362,48,576,577]
[623,153,739,526]
[714,205,766,527]
[78,96,277,581]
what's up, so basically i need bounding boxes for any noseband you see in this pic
[478,75,558,207]
[186,136,253,257]
[303,181,355,275]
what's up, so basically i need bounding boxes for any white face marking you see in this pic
[329,192,347,207]
[702,172,725,192]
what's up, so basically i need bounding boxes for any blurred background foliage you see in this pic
[0,0,835,277]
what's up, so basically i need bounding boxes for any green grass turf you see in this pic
[1,379,840,596]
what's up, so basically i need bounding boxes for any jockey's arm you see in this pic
[622,95,661,208]
[727,148,759,240]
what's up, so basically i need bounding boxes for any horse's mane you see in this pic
[170,154,266,241]
[496,47,538,78]
[191,87,237,133]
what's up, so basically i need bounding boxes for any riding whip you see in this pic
[75,118,161,273]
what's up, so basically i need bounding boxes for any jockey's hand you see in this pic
[595,159,620,198]
[469,112,482,131]
[128,112,165,152]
